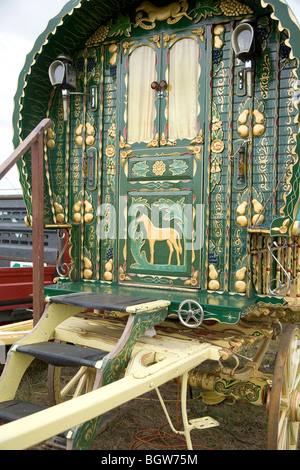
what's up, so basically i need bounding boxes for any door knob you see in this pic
[151,81,159,90]
[159,80,167,90]
[151,81,168,91]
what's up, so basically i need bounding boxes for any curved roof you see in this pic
[13,0,300,141]
[13,0,300,146]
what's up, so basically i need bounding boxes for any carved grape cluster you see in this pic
[85,25,110,46]
[219,0,253,16]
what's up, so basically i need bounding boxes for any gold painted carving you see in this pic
[152,160,166,176]
[210,103,224,191]
[208,264,220,290]
[191,27,205,42]
[54,200,65,224]
[218,0,253,16]
[119,266,132,281]
[163,33,176,48]
[105,145,116,158]
[83,248,93,279]
[75,122,96,147]
[160,132,174,147]
[238,109,249,125]
[119,135,131,150]
[211,139,224,154]
[213,24,225,49]
[134,1,192,30]
[121,150,133,165]
[190,129,204,145]
[86,25,110,46]
[72,198,94,224]
[260,52,271,99]
[136,213,183,266]
[147,133,159,148]
[123,41,135,55]
[235,265,247,293]
[104,259,113,281]
[148,34,161,47]
[109,43,118,66]
[187,145,202,161]
[184,270,199,286]
[73,200,82,223]
[272,218,290,234]
[46,127,56,149]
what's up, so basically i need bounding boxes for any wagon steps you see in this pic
[0,293,170,450]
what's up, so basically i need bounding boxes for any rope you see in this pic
[130,381,214,451]
[129,420,214,450]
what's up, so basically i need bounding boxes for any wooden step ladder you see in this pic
[0,292,170,450]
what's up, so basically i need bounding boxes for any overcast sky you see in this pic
[0,0,300,194]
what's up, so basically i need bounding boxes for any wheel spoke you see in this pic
[278,409,288,450]
[289,342,300,390]
[60,366,89,399]
[73,372,90,398]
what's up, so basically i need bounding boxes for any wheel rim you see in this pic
[267,325,300,450]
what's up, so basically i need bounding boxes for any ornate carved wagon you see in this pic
[0,0,299,450]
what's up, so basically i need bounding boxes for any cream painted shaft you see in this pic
[0,341,220,450]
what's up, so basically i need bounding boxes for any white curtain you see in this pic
[127,46,156,144]
[168,38,200,141]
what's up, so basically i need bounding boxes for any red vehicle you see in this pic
[0,196,60,321]
[0,267,55,323]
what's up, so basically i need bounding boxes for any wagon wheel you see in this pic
[47,343,97,405]
[267,325,300,450]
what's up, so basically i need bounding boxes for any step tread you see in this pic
[50,292,169,313]
[0,400,47,422]
[0,400,68,438]
[16,342,107,368]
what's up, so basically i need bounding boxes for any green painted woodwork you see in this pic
[44,280,284,324]
[12,0,300,320]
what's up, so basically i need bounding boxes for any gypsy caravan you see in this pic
[0,0,299,450]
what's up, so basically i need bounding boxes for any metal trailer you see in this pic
[0,0,299,451]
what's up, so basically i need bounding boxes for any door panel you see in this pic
[118,28,206,289]
[123,40,161,147]
[167,36,201,142]
[126,44,158,144]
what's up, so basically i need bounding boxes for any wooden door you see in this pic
[118,28,206,289]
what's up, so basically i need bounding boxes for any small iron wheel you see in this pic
[178,300,204,328]
[267,325,300,450]
[47,342,97,405]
